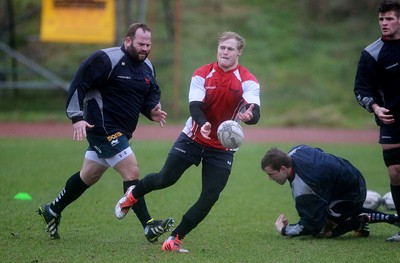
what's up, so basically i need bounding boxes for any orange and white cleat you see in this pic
[162,235,189,253]
[115,185,137,219]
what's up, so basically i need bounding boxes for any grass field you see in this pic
[1,139,399,262]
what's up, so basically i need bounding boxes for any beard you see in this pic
[126,43,149,62]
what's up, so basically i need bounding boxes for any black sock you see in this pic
[362,207,397,224]
[50,172,89,215]
[123,180,151,228]
[391,184,400,216]
[171,215,196,240]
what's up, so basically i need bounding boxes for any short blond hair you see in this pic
[218,31,246,51]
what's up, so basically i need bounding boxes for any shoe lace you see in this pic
[173,236,183,246]
[148,218,174,233]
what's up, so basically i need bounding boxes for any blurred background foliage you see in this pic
[0,0,383,128]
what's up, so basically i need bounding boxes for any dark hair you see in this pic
[379,0,400,17]
[125,23,152,39]
[260,147,292,171]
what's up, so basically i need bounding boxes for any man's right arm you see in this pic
[65,51,110,123]
[354,51,382,113]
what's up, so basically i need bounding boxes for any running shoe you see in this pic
[145,218,175,242]
[37,203,61,239]
[115,185,137,219]
[162,235,189,253]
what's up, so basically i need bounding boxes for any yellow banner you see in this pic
[40,0,115,44]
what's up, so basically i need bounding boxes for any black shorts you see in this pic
[86,132,130,159]
[169,133,235,171]
[379,125,400,144]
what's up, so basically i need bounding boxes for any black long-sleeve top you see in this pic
[354,37,400,126]
[65,45,161,139]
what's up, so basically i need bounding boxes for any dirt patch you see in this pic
[0,122,378,144]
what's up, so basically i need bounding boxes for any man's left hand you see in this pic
[150,103,167,127]
[236,104,254,122]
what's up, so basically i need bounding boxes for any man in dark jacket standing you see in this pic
[354,0,400,242]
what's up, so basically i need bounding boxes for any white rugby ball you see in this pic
[363,190,382,210]
[382,192,396,210]
[217,120,244,149]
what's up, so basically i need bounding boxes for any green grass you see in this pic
[1,139,399,262]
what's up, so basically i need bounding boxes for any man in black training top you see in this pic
[354,0,400,242]
[37,23,173,242]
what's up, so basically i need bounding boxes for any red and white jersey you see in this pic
[182,62,260,150]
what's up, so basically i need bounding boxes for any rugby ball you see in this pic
[217,120,244,149]
[382,191,396,210]
[363,190,382,210]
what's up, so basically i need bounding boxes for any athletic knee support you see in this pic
[383,147,400,167]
